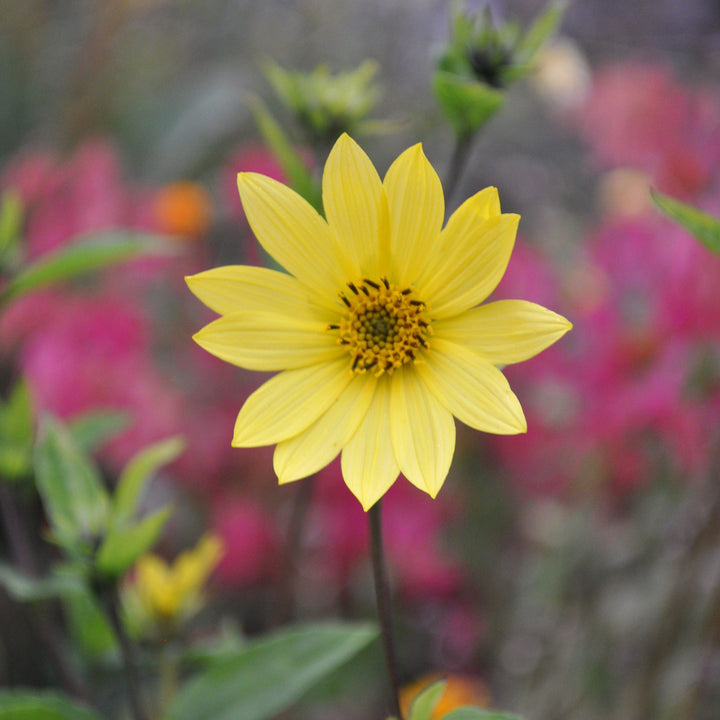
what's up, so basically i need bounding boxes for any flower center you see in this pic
[328,277,431,376]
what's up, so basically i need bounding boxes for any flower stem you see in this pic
[369,500,403,720]
[444,133,475,206]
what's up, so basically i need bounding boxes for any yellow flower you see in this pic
[187,134,571,510]
[132,534,223,626]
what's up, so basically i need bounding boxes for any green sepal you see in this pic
[95,505,172,578]
[113,436,184,526]
[166,621,378,720]
[33,415,110,555]
[433,71,505,138]
[514,1,566,66]
[651,189,720,255]
[0,379,34,482]
[408,678,447,720]
[0,231,174,307]
[248,95,323,213]
[0,691,102,720]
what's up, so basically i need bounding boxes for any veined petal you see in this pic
[233,358,352,447]
[420,212,519,319]
[274,373,377,483]
[185,265,335,322]
[416,338,526,435]
[237,172,346,308]
[341,377,399,510]
[323,133,390,279]
[434,300,573,365]
[383,144,444,285]
[193,312,344,371]
[390,368,455,498]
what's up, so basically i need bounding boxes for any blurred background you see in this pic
[1,1,720,719]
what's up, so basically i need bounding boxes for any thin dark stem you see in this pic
[369,501,403,720]
[104,585,149,720]
[443,133,475,207]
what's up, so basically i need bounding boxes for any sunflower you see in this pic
[187,134,571,510]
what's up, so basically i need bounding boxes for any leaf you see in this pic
[95,506,172,577]
[113,436,184,525]
[0,231,173,307]
[33,415,110,553]
[60,579,116,658]
[0,190,23,267]
[0,563,84,602]
[166,621,378,720]
[408,678,447,720]
[68,411,129,453]
[0,691,102,720]
[442,709,524,720]
[432,71,505,139]
[248,95,323,213]
[0,379,34,481]
[651,189,720,255]
[515,2,565,65]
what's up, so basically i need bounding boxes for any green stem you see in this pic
[444,133,475,207]
[369,500,403,720]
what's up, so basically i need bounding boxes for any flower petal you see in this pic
[390,368,455,498]
[322,133,390,279]
[383,143,444,285]
[341,377,399,510]
[185,265,334,321]
[274,374,377,483]
[232,358,353,447]
[416,338,526,435]
[237,172,346,308]
[193,312,344,371]
[434,300,573,365]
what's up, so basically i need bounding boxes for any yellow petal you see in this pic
[193,312,344,371]
[322,133,390,279]
[185,265,334,322]
[434,300,573,365]
[389,368,455,498]
[416,338,526,435]
[237,173,346,309]
[274,374,377,483]
[383,144,444,285]
[420,210,519,319]
[232,358,353,447]
[341,377,399,510]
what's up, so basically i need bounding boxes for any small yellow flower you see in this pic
[187,134,571,510]
[132,534,223,626]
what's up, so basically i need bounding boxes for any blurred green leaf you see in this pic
[248,95,323,213]
[68,411,129,453]
[514,2,565,65]
[0,190,23,268]
[651,189,720,255]
[0,563,84,602]
[433,71,504,138]
[166,621,378,720]
[0,691,101,720]
[408,678,447,720]
[0,379,34,482]
[113,436,184,526]
[0,231,173,307]
[60,576,116,658]
[442,710,524,720]
[95,505,172,577]
[33,415,110,553]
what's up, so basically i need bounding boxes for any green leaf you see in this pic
[0,380,34,481]
[442,709,524,720]
[248,95,323,214]
[0,563,84,602]
[95,505,172,577]
[33,415,110,553]
[113,436,184,525]
[651,189,720,255]
[0,691,102,720]
[0,190,23,267]
[0,231,173,307]
[68,411,129,453]
[433,71,504,139]
[60,577,116,658]
[166,621,378,720]
[408,678,447,720]
[515,2,565,65]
